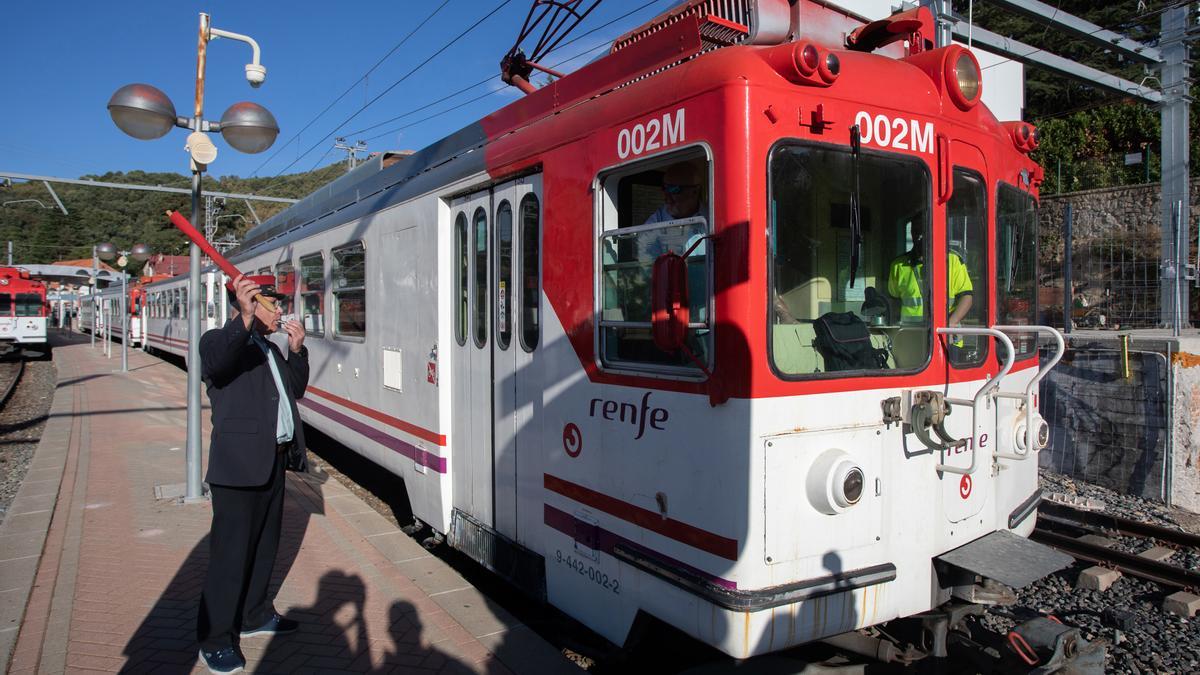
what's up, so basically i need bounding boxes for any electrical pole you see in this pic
[1158,5,1192,330]
[334,137,368,172]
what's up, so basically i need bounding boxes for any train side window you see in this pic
[946,169,988,368]
[473,206,488,349]
[300,253,325,337]
[519,194,540,352]
[496,200,513,350]
[455,213,468,346]
[181,287,188,320]
[202,282,213,319]
[597,148,711,374]
[275,262,296,316]
[172,289,180,319]
[332,242,366,340]
[0,294,12,315]
[996,184,1038,360]
[769,142,931,377]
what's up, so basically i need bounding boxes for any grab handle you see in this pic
[934,327,1014,475]
[992,325,1066,458]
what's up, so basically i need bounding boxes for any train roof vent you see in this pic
[611,0,790,53]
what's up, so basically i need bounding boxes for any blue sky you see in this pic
[0,0,675,185]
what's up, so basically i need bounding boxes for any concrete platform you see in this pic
[0,332,575,674]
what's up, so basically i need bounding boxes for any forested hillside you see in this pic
[0,164,346,270]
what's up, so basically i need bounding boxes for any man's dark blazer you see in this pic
[200,317,309,487]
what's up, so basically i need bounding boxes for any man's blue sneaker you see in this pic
[240,612,299,638]
[198,646,245,674]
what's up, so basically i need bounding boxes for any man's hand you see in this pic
[283,320,305,354]
[232,275,261,330]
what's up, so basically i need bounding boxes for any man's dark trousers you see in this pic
[196,451,286,650]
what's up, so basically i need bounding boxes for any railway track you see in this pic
[1032,500,1200,590]
[0,359,25,411]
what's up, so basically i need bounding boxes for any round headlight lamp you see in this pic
[806,450,866,515]
[945,47,982,110]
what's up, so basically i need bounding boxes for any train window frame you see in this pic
[16,293,41,317]
[995,181,1039,362]
[275,261,296,317]
[766,138,934,381]
[455,212,468,347]
[472,206,488,349]
[518,193,541,353]
[495,199,513,351]
[331,242,366,342]
[946,167,989,369]
[593,144,714,380]
[299,252,326,338]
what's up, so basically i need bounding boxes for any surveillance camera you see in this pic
[245,64,266,88]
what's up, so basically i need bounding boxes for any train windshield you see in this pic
[770,143,931,377]
[15,294,42,317]
[996,184,1038,359]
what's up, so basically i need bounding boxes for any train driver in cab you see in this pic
[644,159,708,225]
[888,218,974,341]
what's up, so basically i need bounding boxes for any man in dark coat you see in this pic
[196,274,309,673]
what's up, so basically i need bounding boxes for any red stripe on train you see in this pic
[306,386,446,447]
[543,473,738,561]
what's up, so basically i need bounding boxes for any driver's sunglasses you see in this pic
[662,183,699,195]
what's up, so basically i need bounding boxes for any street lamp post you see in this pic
[108,13,278,502]
[90,246,98,348]
[97,243,151,372]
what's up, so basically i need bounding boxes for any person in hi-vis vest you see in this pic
[887,221,973,345]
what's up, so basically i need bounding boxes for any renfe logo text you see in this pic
[589,391,669,440]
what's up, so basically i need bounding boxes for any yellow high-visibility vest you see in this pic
[887,252,973,321]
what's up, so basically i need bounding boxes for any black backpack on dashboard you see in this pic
[813,312,889,372]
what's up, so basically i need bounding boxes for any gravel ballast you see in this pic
[0,357,57,527]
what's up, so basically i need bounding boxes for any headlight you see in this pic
[806,450,866,515]
[945,46,982,110]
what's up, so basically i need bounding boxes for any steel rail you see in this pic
[1039,501,1200,549]
[0,359,25,410]
[1031,528,1200,590]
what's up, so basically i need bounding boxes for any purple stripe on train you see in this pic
[298,397,447,473]
[543,503,737,590]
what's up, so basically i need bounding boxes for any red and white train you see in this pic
[146,0,1074,662]
[0,267,49,357]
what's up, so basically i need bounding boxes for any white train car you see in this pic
[90,282,144,347]
[146,1,1084,665]
[143,271,226,360]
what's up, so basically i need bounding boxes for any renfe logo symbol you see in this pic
[959,474,973,499]
[563,423,583,458]
[589,391,669,440]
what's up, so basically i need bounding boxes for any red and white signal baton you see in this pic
[165,210,279,318]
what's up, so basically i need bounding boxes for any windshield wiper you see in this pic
[849,124,863,287]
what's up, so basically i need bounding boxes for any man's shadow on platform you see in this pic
[119,466,502,674]
[118,468,324,673]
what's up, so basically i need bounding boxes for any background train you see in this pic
[0,267,48,358]
[142,0,1071,663]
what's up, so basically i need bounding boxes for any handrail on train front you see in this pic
[934,327,1015,476]
[991,325,1067,459]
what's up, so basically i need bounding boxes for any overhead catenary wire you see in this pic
[263,0,516,182]
[339,0,668,147]
[248,0,453,178]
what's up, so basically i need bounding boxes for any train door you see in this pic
[491,175,542,542]
[451,191,495,525]
[942,141,991,524]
